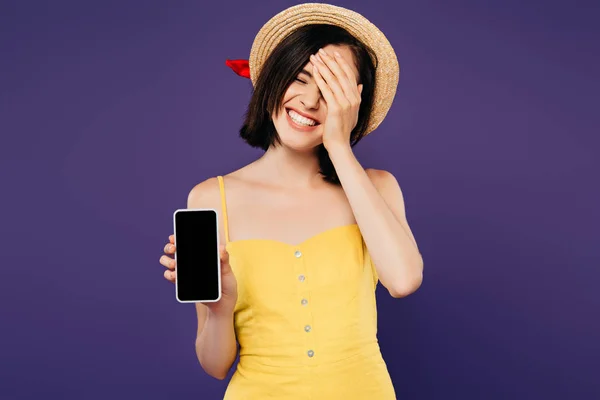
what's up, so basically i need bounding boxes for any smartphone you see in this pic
[172,209,221,303]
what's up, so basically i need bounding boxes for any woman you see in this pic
[159,3,423,399]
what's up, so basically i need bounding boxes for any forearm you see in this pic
[195,308,238,380]
[328,144,423,296]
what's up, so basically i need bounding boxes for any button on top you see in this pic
[307,350,314,357]
[298,274,305,282]
[294,250,302,258]
[304,325,311,332]
[301,298,308,306]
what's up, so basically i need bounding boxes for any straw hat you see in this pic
[227,3,399,135]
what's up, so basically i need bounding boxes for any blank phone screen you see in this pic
[174,209,220,302]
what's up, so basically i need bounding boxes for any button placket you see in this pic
[293,246,316,362]
[298,249,309,307]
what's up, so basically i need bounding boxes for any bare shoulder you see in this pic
[186,176,222,209]
[365,168,413,226]
[365,168,400,192]
[187,163,257,206]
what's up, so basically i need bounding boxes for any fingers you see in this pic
[310,54,348,107]
[160,237,228,284]
[311,62,337,111]
[164,241,175,254]
[160,254,176,270]
[332,50,358,87]
[161,237,176,282]
[317,49,354,90]
[161,237,176,283]
[311,49,361,106]
[164,269,175,283]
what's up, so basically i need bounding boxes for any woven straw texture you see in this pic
[248,3,400,134]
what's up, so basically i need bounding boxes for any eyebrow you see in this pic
[298,69,313,79]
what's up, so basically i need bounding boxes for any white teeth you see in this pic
[288,109,316,126]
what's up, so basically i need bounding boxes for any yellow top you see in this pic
[217,176,396,400]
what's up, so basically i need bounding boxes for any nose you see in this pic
[300,86,321,109]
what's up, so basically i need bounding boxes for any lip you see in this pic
[286,107,321,124]
[285,108,319,132]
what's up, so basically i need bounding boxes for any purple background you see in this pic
[1,0,598,399]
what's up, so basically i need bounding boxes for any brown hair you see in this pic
[239,24,377,184]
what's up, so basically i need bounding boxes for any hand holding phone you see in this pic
[162,209,237,311]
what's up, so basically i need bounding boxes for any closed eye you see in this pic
[295,68,314,84]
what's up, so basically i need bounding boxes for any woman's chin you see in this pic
[279,132,322,151]
[273,116,323,151]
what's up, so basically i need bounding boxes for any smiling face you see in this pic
[271,44,360,152]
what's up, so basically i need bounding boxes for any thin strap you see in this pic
[217,175,230,243]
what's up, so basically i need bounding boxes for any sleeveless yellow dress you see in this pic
[217,176,396,399]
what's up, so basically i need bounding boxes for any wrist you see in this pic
[326,141,353,160]
[207,303,235,320]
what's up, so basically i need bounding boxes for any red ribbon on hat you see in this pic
[225,59,250,78]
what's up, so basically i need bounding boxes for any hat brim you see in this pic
[249,3,399,135]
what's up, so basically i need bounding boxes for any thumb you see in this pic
[358,84,363,95]
[219,244,231,268]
